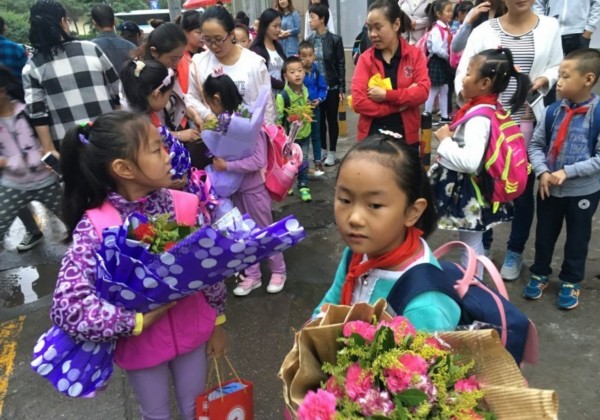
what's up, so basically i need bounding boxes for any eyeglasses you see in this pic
[201,34,230,47]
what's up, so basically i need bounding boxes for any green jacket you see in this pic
[276,84,311,140]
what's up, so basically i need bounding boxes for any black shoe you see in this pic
[439,117,453,125]
[17,232,44,252]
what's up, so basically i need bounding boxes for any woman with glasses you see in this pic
[187,6,277,123]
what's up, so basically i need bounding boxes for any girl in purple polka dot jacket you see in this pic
[51,111,226,420]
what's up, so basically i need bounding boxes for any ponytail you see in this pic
[475,47,532,114]
[60,112,150,236]
[426,0,452,31]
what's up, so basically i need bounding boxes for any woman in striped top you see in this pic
[454,0,563,281]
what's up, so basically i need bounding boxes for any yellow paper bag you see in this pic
[348,74,392,112]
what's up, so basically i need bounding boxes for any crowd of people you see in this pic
[1,0,599,418]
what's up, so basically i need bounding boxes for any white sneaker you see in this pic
[324,153,336,166]
[233,275,262,296]
[266,273,286,293]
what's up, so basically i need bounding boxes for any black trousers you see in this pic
[530,190,600,282]
[320,88,340,152]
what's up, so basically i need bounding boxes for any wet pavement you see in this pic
[2,95,600,419]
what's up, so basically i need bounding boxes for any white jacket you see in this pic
[186,46,276,123]
[454,15,563,121]
[533,0,600,35]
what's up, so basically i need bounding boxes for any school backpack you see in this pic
[262,123,303,202]
[451,104,529,213]
[86,189,198,238]
[387,241,538,366]
[416,24,460,69]
[544,99,600,153]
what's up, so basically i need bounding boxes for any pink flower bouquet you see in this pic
[280,300,558,420]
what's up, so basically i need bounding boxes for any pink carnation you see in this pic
[345,363,373,401]
[454,376,480,393]
[297,389,337,420]
[358,389,395,417]
[378,316,417,342]
[343,320,377,342]
[399,353,429,375]
[325,376,345,399]
[384,366,413,393]
[384,354,430,394]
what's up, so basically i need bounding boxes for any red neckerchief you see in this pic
[340,226,423,305]
[451,94,499,129]
[149,112,161,128]
[548,106,589,162]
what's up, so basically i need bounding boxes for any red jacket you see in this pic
[351,37,430,144]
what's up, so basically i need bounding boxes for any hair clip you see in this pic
[134,60,146,77]
[378,129,403,140]
[159,67,175,89]
[212,66,225,77]
[78,133,90,145]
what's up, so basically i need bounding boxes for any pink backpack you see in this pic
[451,104,530,213]
[86,190,198,238]
[416,24,445,61]
[262,123,303,202]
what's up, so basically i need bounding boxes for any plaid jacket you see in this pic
[0,35,28,79]
[22,41,119,143]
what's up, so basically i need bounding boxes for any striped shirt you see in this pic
[489,19,536,124]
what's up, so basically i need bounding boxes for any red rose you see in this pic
[163,241,176,251]
[133,224,155,241]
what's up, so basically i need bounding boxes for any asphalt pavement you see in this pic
[2,101,600,420]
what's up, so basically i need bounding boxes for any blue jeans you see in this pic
[530,190,600,282]
[296,137,310,188]
[311,104,322,162]
[507,171,536,254]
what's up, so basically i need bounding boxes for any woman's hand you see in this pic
[213,157,228,172]
[339,91,346,103]
[207,325,227,359]
[434,124,454,141]
[367,86,387,103]
[143,302,176,329]
[465,2,491,25]
[531,77,549,92]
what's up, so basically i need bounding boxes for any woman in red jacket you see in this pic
[351,0,430,146]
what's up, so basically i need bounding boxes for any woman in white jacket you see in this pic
[186,6,276,123]
[454,0,563,281]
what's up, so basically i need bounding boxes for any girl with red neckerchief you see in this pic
[313,133,461,333]
[429,48,530,272]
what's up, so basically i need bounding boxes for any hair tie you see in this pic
[133,60,146,77]
[379,129,403,140]
[78,122,92,145]
[212,66,225,77]
[159,67,175,89]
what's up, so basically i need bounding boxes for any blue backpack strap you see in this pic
[386,263,461,315]
[589,101,600,153]
[544,100,563,145]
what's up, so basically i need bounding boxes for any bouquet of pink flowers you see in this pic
[281,300,558,420]
[297,316,492,420]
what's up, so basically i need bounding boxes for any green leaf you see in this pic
[350,333,366,347]
[394,389,428,407]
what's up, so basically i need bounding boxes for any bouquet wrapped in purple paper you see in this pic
[201,86,270,197]
[32,207,306,397]
[158,125,191,181]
